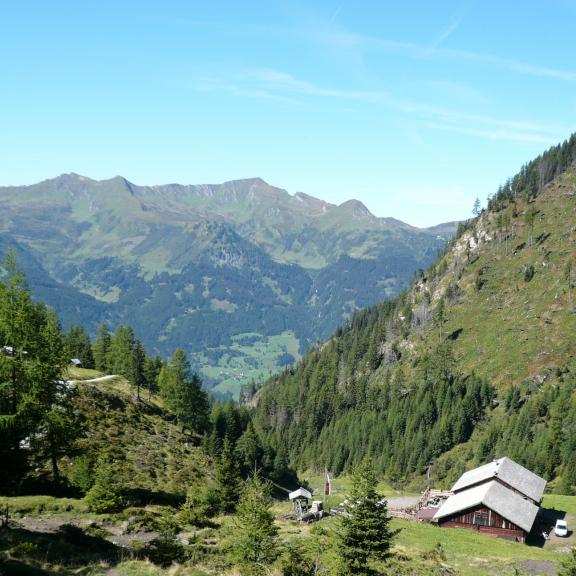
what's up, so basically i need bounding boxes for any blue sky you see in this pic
[1,1,575,226]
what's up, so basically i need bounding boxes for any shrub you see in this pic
[68,454,96,493]
[278,542,316,576]
[524,264,535,282]
[142,533,186,567]
[178,482,220,527]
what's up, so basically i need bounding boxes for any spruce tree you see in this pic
[215,436,242,512]
[232,474,278,574]
[236,422,264,475]
[337,461,396,575]
[84,451,124,513]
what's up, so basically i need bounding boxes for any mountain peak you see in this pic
[337,199,374,218]
[52,172,93,184]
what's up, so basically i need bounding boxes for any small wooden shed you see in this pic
[289,487,312,519]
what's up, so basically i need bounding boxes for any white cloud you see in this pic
[191,67,567,144]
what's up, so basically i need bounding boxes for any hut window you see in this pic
[474,510,489,526]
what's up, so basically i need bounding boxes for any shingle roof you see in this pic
[433,480,540,533]
[451,457,546,502]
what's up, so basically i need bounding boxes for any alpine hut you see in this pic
[433,457,546,543]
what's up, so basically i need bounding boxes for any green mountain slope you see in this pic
[65,375,209,498]
[254,133,576,491]
[0,175,453,397]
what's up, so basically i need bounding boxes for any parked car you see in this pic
[554,519,568,537]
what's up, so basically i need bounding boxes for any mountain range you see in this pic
[0,174,455,397]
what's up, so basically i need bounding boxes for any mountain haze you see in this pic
[0,174,454,397]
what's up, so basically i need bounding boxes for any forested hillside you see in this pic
[0,175,453,398]
[254,133,576,492]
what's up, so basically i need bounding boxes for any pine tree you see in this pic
[215,436,242,512]
[337,461,396,575]
[231,474,279,574]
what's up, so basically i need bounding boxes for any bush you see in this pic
[142,533,186,567]
[10,541,39,559]
[68,454,96,493]
[178,482,220,527]
[278,542,316,576]
[524,264,535,282]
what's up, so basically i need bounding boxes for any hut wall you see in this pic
[438,505,525,542]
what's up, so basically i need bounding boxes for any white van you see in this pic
[554,519,568,537]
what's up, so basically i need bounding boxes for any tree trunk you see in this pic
[50,433,60,484]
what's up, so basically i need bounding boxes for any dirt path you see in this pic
[13,514,159,548]
[67,375,118,385]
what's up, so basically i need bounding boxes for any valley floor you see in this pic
[1,490,573,575]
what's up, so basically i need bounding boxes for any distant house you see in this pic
[70,358,82,367]
[433,457,546,543]
[1,345,28,357]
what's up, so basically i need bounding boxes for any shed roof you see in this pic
[289,488,312,500]
[433,480,539,533]
[451,457,546,502]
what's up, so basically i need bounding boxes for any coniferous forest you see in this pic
[254,134,576,493]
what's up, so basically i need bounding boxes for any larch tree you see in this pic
[92,322,111,372]
[107,325,135,377]
[158,348,209,434]
[64,324,94,368]
[0,255,72,489]
[129,338,146,401]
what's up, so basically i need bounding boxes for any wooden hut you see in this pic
[433,457,546,543]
